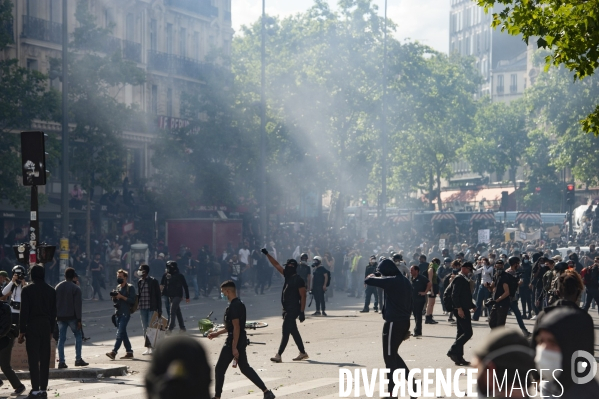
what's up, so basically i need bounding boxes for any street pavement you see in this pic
[4,279,599,399]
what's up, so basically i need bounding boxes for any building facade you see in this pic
[2,0,233,194]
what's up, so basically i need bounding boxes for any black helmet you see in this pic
[554,261,568,272]
[300,253,308,261]
[508,256,521,266]
[166,261,179,272]
[392,253,403,262]
[285,259,298,267]
[12,265,26,276]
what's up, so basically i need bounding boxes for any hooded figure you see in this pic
[532,307,599,398]
[568,253,584,273]
[364,259,414,396]
[145,336,211,399]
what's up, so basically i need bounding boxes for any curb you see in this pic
[0,365,128,380]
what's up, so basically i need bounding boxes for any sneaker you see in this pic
[179,328,187,334]
[75,359,89,367]
[14,384,26,395]
[321,312,327,316]
[120,352,134,359]
[270,353,282,363]
[57,362,68,369]
[413,332,422,337]
[292,352,309,361]
[530,315,537,320]
[143,348,152,355]
[165,330,173,336]
[522,330,532,338]
[263,390,276,399]
[359,309,369,313]
[105,351,116,360]
[442,311,447,315]
[26,391,46,398]
[373,308,379,313]
[312,311,321,316]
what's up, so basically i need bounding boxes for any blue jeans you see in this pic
[472,286,491,320]
[188,275,200,298]
[139,309,152,334]
[509,300,527,331]
[163,296,170,318]
[112,314,132,354]
[57,319,82,363]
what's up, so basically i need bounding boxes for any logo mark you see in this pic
[571,350,597,385]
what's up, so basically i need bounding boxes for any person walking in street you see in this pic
[137,263,162,355]
[90,253,105,301]
[18,265,56,399]
[447,261,475,366]
[486,259,512,328]
[311,256,329,316]
[164,261,190,334]
[209,281,276,399]
[262,249,309,363]
[297,253,312,292]
[410,265,431,337]
[581,256,599,313]
[361,255,379,313]
[55,267,88,369]
[0,266,26,396]
[106,269,136,360]
[471,257,494,321]
[425,258,440,324]
[364,258,415,396]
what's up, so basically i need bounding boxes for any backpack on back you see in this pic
[443,278,455,312]
[119,284,139,314]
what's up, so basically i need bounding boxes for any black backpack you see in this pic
[324,268,331,287]
[443,278,455,312]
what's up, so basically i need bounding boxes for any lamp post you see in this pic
[381,0,389,226]
[60,0,69,274]
[259,0,267,245]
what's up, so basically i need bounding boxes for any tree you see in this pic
[477,0,599,134]
[0,0,58,207]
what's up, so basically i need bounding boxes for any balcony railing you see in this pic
[21,15,62,44]
[123,40,142,63]
[496,85,504,94]
[147,50,170,73]
[166,0,219,18]
[509,84,518,93]
[147,50,214,80]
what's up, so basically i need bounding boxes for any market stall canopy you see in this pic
[437,187,516,203]
[470,213,496,223]
[515,211,542,224]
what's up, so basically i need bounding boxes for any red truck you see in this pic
[165,218,243,257]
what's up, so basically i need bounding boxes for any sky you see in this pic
[231,0,450,54]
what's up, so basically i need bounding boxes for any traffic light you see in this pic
[20,131,47,186]
[501,191,509,211]
[565,184,575,206]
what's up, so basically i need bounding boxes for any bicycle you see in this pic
[199,311,268,337]
[79,275,95,301]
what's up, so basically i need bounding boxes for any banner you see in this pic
[478,229,490,243]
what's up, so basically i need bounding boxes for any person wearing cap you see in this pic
[145,335,211,399]
[409,265,431,337]
[447,261,476,366]
[310,256,329,316]
[532,307,599,398]
[473,329,536,398]
[392,253,409,276]
[360,256,379,313]
[262,249,309,363]
[365,258,416,396]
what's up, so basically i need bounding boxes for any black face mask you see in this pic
[117,278,124,284]
[452,269,459,275]
[284,266,296,277]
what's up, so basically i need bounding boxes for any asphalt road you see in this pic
[5,280,599,399]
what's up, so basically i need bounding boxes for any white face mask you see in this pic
[535,346,563,381]
[136,270,144,277]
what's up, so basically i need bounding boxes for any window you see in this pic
[167,88,173,116]
[497,75,504,94]
[26,0,39,18]
[126,14,134,41]
[193,32,200,59]
[151,85,158,114]
[510,74,518,93]
[27,58,38,71]
[150,19,157,51]
[166,23,173,54]
[104,8,113,28]
[49,0,61,22]
[180,28,186,57]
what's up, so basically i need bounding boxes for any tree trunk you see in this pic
[428,172,435,211]
[86,190,91,264]
[334,191,345,230]
[436,167,442,212]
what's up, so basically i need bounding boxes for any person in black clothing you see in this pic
[253,248,268,295]
[364,259,415,397]
[311,256,329,316]
[297,253,311,291]
[487,260,513,328]
[262,249,309,363]
[18,265,56,399]
[164,261,190,334]
[418,255,428,277]
[519,254,533,319]
[360,256,379,313]
[90,253,104,301]
[409,265,431,337]
[447,261,475,367]
[209,281,276,399]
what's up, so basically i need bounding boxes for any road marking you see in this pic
[51,380,144,396]
[213,376,279,390]
[233,377,338,398]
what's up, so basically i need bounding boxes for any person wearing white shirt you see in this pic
[472,257,495,321]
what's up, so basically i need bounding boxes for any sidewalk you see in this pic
[0,364,128,380]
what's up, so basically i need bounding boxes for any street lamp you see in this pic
[259,0,267,244]
[381,0,389,225]
[60,0,69,274]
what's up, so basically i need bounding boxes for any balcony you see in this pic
[21,16,62,44]
[147,50,213,81]
[147,50,170,73]
[496,85,504,94]
[123,40,142,63]
[509,85,518,94]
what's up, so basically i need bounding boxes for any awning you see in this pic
[470,213,496,223]
[431,213,456,223]
[390,215,410,223]
[515,212,542,223]
[438,187,516,204]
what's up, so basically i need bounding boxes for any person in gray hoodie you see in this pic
[55,267,87,368]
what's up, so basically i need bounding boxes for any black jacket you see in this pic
[20,280,57,334]
[164,272,190,299]
[138,276,162,314]
[364,259,412,322]
[451,274,475,310]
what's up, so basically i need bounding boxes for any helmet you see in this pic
[508,256,521,266]
[166,261,178,272]
[313,256,322,263]
[300,253,308,261]
[12,265,26,276]
[285,259,298,267]
[444,257,452,263]
[392,253,403,262]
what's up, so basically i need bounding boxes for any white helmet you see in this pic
[313,256,322,265]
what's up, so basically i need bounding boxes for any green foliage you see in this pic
[477,0,599,135]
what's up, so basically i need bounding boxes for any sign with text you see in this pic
[478,229,490,243]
